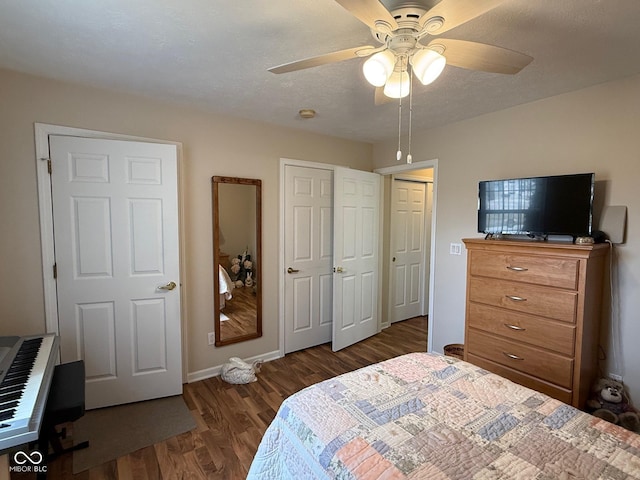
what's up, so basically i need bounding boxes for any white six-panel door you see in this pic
[50,135,182,409]
[391,179,426,322]
[332,167,380,351]
[284,165,334,353]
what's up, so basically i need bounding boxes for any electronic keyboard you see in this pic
[0,334,58,452]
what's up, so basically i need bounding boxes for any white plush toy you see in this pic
[230,258,241,276]
[245,272,253,287]
[243,259,252,271]
[220,357,263,384]
[234,280,244,288]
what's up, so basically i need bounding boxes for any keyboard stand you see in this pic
[38,360,89,462]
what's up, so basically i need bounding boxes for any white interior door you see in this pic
[391,179,426,323]
[332,167,381,351]
[50,135,182,409]
[283,165,334,353]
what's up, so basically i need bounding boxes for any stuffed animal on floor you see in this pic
[220,357,263,384]
[587,377,640,432]
[229,258,241,279]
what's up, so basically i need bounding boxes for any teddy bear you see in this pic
[587,378,640,432]
[229,257,241,279]
[235,258,253,285]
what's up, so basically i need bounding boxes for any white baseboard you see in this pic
[186,349,282,384]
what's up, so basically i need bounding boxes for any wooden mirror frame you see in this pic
[212,176,262,346]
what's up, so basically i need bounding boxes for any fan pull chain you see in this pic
[407,64,413,164]
[396,92,402,161]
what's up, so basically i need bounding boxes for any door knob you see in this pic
[159,281,177,291]
[287,267,299,274]
[334,266,345,273]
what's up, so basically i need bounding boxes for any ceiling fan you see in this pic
[268,0,533,100]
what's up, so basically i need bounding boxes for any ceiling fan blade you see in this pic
[429,38,533,74]
[268,46,376,74]
[420,0,506,35]
[334,0,398,32]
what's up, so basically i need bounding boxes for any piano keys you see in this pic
[0,334,58,452]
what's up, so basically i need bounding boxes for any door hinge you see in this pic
[53,263,57,279]
[41,157,52,174]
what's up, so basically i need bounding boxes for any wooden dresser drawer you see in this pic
[467,303,575,356]
[467,330,573,388]
[466,354,573,404]
[469,251,578,290]
[468,277,578,323]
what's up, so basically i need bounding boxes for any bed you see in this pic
[248,352,640,479]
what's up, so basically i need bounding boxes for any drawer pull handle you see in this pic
[505,295,527,302]
[504,323,526,331]
[506,266,528,272]
[503,352,524,361]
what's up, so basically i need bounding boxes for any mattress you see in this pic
[248,352,640,479]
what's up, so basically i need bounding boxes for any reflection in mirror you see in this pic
[212,176,262,346]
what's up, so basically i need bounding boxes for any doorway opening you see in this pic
[34,123,187,407]
[375,159,437,352]
[385,171,433,326]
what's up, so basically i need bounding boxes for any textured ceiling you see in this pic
[1,0,639,143]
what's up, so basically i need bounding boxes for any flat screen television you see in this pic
[477,173,594,238]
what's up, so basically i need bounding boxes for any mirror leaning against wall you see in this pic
[212,176,262,346]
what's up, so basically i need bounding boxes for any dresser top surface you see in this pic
[463,237,610,257]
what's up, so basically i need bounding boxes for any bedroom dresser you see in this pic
[463,238,609,408]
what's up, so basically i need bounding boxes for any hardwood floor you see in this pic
[40,316,428,479]
[219,286,257,341]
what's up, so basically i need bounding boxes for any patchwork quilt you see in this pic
[248,352,640,479]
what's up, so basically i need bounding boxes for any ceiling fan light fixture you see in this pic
[362,50,395,87]
[383,70,410,99]
[411,48,447,86]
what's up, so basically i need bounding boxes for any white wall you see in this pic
[373,74,640,403]
[0,68,372,377]
[218,183,256,263]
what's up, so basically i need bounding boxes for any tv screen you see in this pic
[477,173,594,237]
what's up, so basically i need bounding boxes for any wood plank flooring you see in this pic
[38,316,427,479]
[219,286,258,341]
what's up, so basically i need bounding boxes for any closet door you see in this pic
[283,165,334,353]
[390,178,427,323]
[332,167,381,351]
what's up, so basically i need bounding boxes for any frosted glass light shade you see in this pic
[412,49,446,85]
[383,70,410,98]
[362,50,395,87]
